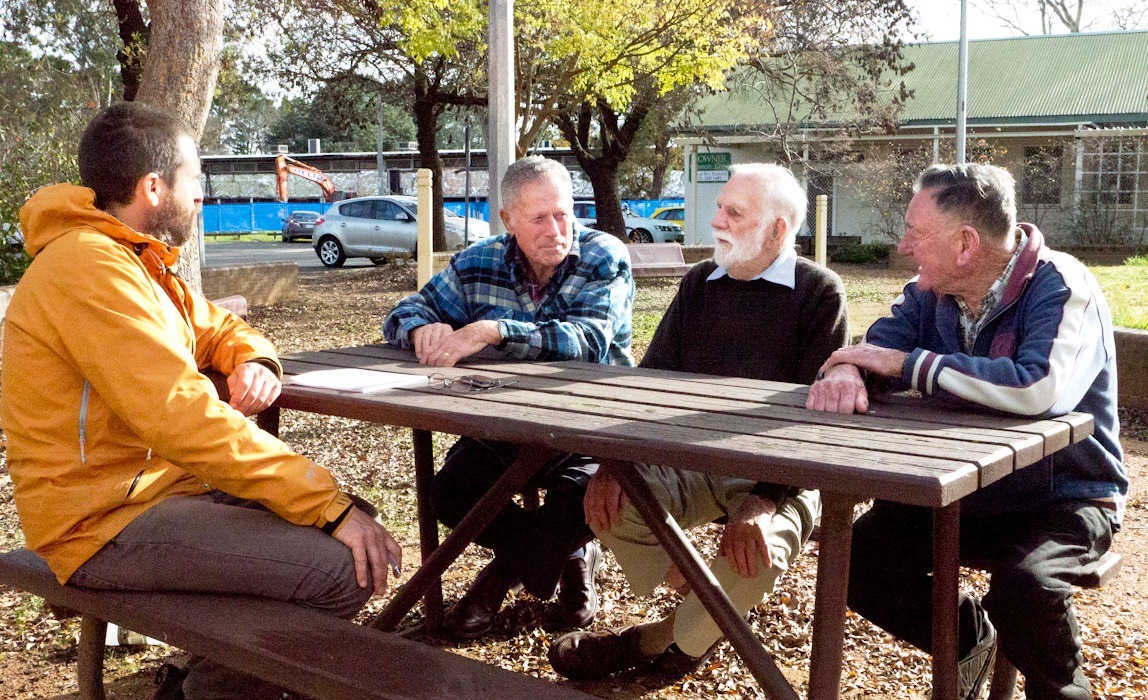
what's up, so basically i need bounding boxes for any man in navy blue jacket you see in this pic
[807,163,1126,700]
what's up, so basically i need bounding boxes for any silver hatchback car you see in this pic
[312,196,490,267]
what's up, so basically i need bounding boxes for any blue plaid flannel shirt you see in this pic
[383,227,634,366]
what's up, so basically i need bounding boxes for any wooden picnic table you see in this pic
[271,343,1093,700]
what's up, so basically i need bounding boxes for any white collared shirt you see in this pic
[705,247,798,289]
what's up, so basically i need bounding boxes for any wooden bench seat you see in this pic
[0,549,592,700]
[628,242,694,278]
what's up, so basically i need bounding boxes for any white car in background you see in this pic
[312,196,490,267]
[572,200,684,244]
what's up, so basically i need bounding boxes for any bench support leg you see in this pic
[77,615,107,700]
[932,502,961,700]
[809,492,860,700]
[412,428,443,630]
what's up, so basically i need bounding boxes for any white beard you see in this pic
[712,224,770,271]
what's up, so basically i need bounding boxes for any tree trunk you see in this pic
[413,70,447,252]
[583,163,626,242]
[135,0,224,292]
[552,95,653,243]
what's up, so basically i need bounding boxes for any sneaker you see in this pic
[548,626,657,680]
[933,617,997,700]
[151,663,188,700]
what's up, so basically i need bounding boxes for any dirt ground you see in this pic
[1,263,1145,699]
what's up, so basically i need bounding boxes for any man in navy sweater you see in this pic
[808,163,1126,700]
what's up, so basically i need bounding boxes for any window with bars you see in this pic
[1081,137,1145,208]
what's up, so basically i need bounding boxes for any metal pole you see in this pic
[464,123,471,247]
[377,92,386,195]
[488,0,515,236]
[956,0,969,164]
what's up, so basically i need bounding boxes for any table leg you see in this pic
[808,492,859,700]
[370,446,560,631]
[612,463,798,700]
[932,502,961,700]
[412,429,443,630]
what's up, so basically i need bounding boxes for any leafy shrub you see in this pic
[830,242,890,265]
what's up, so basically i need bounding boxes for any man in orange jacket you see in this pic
[1,102,401,700]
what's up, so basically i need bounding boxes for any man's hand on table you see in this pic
[806,343,908,414]
[719,494,777,578]
[334,507,403,596]
[227,361,281,416]
[822,342,908,379]
[412,321,501,367]
[584,462,628,534]
[806,363,869,414]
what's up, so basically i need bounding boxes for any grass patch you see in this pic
[1090,265,1148,330]
[632,262,1148,352]
[1126,255,1148,267]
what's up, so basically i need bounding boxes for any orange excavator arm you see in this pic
[275,154,337,202]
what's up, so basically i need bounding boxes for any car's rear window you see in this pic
[294,212,319,221]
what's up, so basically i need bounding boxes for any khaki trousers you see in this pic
[594,464,820,657]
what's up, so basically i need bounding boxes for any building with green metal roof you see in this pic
[675,31,1148,248]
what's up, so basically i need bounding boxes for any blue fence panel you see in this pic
[625,198,684,218]
[203,198,681,233]
[203,201,333,233]
[443,201,491,222]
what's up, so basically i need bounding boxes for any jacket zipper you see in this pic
[78,381,91,464]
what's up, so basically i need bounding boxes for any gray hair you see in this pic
[914,163,1017,244]
[501,156,573,212]
[728,163,807,247]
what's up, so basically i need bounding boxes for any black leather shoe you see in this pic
[444,557,520,639]
[547,541,602,631]
[650,640,721,679]
[548,626,657,680]
[151,663,188,700]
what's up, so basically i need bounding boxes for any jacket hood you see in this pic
[19,183,179,267]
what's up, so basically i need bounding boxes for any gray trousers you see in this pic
[594,464,820,657]
[69,490,371,700]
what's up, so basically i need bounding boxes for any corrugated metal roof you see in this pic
[688,30,1148,132]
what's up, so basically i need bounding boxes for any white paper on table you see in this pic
[285,368,426,393]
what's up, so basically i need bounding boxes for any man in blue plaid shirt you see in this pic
[383,156,634,639]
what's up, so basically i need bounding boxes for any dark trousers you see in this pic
[847,499,1113,700]
[430,436,597,599]
[71,491,370,700]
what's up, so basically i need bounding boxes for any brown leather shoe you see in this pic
[444,557,520,639]
[547,541,601,632]
[548,626,658,680]
[649,640,721,679]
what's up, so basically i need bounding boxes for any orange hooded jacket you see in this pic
[1,184,351,583]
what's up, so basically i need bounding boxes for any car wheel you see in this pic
[629,228,654,244]
[370,257,388,266]
[281,232,290,242]
[317,236,346,267]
